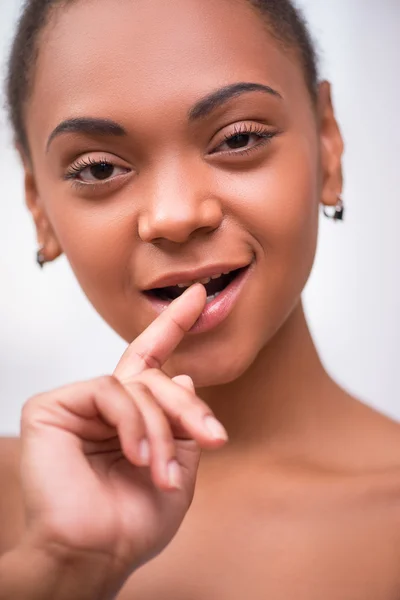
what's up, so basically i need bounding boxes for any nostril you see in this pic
[138,197,223,244]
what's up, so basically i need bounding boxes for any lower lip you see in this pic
[144,264,253,335]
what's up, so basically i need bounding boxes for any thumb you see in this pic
[172,375,195,392]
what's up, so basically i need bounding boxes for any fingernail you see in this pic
[204,416,228,441]
[168,460,183,490]
[139,439,150,465]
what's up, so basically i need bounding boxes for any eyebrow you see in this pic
[46,82,282,151]
[46,117,126,152]
[188,82,282,121]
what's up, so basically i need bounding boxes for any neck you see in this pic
[198,300,342,457]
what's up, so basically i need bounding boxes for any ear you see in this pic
[317,81,344,208]
[18,146,63,263]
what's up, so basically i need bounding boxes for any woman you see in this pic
[1,0,400,598]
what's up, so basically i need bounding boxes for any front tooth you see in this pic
[211,273,222,279]
[200,277,211,284]
[177,281,192,288]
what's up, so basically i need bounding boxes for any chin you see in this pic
[164,334,259,388]
[163,297,300,389]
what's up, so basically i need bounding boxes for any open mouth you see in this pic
[146,267,246,304]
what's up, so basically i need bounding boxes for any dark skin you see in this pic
[2,0,400,597]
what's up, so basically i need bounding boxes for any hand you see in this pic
[18,284,228,588]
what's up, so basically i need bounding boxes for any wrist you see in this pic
[0,536,129,600]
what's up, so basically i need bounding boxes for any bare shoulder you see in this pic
[0,437,25,554]
[335,392,400,471]
[362,402,400,468]
[338,397,400,523]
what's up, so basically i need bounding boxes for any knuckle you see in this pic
[126,381,150,397]
[21,394,42,419]
[95,374,120,392]
[134,350,162,371]
[20,391,53,427]
[172,380,198,403]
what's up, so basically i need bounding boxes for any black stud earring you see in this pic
[323,197,344,221]
[36,247,46,269]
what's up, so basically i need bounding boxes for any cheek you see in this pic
[217,135,320,271]
[43,188,136,303]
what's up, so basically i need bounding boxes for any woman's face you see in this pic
[24,0,342,386]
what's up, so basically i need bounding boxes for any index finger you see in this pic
[114,283,206,380]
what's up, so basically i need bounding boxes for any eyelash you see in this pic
[64,156,110,179]
[64,155,124,192]
[63,123,276,189]
[218,122,276,156]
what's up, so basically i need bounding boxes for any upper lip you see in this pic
[142,261,251,290]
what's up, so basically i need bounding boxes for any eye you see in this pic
[65,157,131,184]
[210,123,276,156]
[224,133,255,150]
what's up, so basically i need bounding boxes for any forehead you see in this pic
[27,0,306,138]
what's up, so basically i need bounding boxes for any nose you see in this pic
[138,166,223,245]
